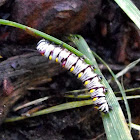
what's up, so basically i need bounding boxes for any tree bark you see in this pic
[0,52,62,125]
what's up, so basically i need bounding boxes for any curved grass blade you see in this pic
[69,35,132,140]
[68,34,96,65]
[116,58,140,79]
[114,0,140,29]
[92,50,132,130]
[0,19,91,65]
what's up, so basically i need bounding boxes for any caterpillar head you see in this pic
[101,104,112,114]
[37,39,49,56]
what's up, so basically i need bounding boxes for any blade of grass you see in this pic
[69,34,96,65]
[65,94,140,100]
[130,123,140,131]
[115,87,140,94]
[116,58,140,79]
[5,94,140,122]
[5,100,93,122]
[64,94,90,99]
[65,86,140,99]
[117,95,140,100]
[64,87,140,97]
[114,0,140,29]
[91,49,132,130]
[65,88,88,94]
[69,35,132,140]
[0,19,91,65]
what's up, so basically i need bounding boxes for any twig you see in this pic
[91,132,105,140]
[99,64,140,72]
[13,96,49,111]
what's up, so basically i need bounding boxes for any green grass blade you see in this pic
[117,95,140,100]
[115,87,140,94]
[69,35,96,65]
[130,123,140,131]
[65,87,140,98]
[5,94,140,123]
[64,94,90,99]
[65,94,140,100]
[0,19,92,65]
[116,58,140,78]
[69,35,132,140]
[114,0,140,29]
[65,88,88,94]
[92,51,132,130]
[5,94,139,123]
[5,100,93,122]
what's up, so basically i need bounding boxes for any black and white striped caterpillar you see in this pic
[37,39,111,113]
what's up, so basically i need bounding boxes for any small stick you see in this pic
[13,96,49,111]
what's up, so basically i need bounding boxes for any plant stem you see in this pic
[0,19,92,64]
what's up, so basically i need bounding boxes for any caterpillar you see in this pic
[37,39,111,113]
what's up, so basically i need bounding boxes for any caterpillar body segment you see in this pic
[37,39,111,113]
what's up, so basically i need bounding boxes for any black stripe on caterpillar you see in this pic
[37,39,112,113]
